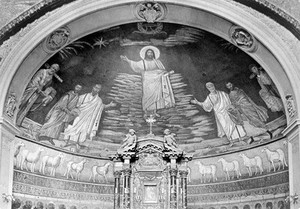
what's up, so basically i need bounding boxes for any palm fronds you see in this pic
[217,39,240,53]
[58,41,94,60]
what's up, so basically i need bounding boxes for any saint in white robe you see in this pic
[63,93,104,143]
[201,91,246,140]
[128,59,175,111]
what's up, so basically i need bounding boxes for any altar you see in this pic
[111,129,192,209]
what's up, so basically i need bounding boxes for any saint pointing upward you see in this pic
[121,46,175,118]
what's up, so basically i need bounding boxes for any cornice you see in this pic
[282,118,300,137]
[0,116,20,136]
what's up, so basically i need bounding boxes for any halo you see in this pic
[140,45,160,59]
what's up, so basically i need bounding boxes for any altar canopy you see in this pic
[111,133,192,209]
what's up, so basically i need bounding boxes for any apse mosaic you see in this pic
[15,22,286,156]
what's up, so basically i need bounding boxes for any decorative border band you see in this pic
[0,0,76,45]
[0,0,300,46]
[187,184,289,203]
[188,171,289,194]
[14,170,114,194]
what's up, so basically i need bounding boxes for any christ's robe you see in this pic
[128,59,175,111]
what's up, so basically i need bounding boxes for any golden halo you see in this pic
[140,45,160,59]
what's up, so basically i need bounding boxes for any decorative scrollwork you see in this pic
[229,26,257,52]
[285,94,297,120]
[43,27,70,52]
[5,92,17,118]
[134,2,166,23]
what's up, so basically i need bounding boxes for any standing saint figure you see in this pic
[63,84,116,148]
[249,64,283,112]
[37,84,82,145]
[225,82,272,143]
[17,64,61,126]
[191,82,246,146]
[120,46,175,118]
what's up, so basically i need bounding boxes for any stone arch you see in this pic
[244,204,251,209]
[255,203,262,209]
[0,1,299,209]
[266,202,273,209]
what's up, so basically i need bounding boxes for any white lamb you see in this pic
[89,162,111,183]
[20,147,44,172]
[195,161,217,183]
[14,142,24,167]
[39,153,64,176]
[217,158,241,180]
[64,159,87,180]
[239,153,263,176]
[261,147,288,172]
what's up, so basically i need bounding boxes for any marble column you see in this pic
[283,120,300,209]
[169,168,178,209]
[123,168,131,209]
[114,171,121,209]
[180,170,188,209]
[0,118,18,209]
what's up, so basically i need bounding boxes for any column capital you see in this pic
[179,170,189,178]
[114,171,122,178]
[170,168,178,176]
[123,168,132,176]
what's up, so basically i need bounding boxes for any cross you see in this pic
[146,115,156,134]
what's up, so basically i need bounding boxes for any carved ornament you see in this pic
[5,92,17,118]
[43,27,70,52]
[134,2,167,23]
[285,94,297,120]
[229,26,257,52]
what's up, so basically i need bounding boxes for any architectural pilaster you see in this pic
[0,118,19,209]
[282,119,300,209]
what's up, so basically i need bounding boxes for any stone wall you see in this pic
[0,0,39,27]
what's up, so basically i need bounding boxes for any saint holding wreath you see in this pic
[121,46,175,118]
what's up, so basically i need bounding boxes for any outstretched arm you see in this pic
[191,98,202,107]
[120,55,131,64]
[104,101,116,108]
[120,55,144,74]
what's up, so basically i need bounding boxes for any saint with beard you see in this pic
[121,46,175,118]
